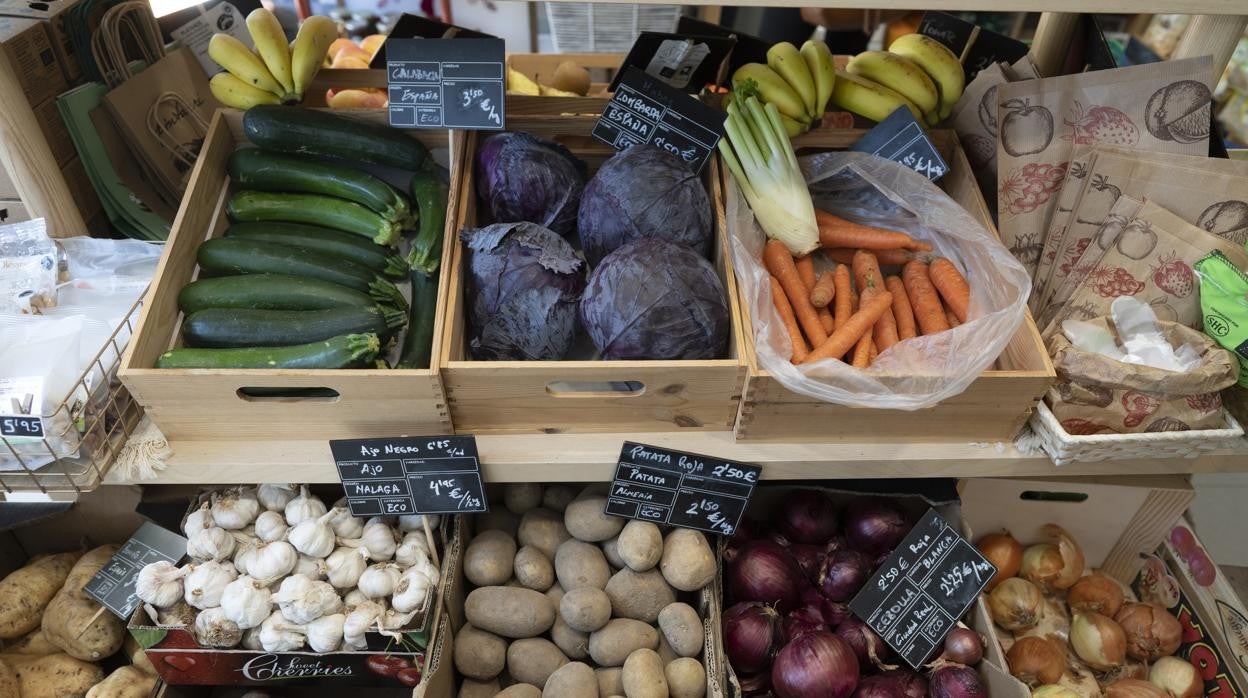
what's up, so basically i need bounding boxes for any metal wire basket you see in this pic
[0,296,146,494]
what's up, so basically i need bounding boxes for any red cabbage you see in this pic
[475,132,587,237]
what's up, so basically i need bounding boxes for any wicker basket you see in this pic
[1029,400,1246,466]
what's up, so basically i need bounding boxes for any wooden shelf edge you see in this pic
[536,0,1245,13]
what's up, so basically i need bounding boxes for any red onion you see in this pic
[843,498,909,556]
[789,544,825,581]
[783,605,826,643]
[723,601,782,674]
[835,615,888,670]
[927,664,986,698]
[778,490,839,544]
[854,670,928,698]
[772,631,859,698]
[942,627,984,665]
[739,672,772,696]
[819,549,871,602]
[726,518,762,563]
[729,540,803,611]
[802,586,850,627]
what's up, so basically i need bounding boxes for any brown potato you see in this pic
[519,508,572,559]
[554,540,610,591]
[545,582,566,609]
[658,602,703,658]
[559,587,612,633]
[464,530,517,587]
[601,536,626,570]
[666,657,707,698]
[7,629,59,655]
[604,568,675,623]
[0,552,80,640]
[659,529,715,592]
[513,545,555,591]
[85,665,157,698]
[7,652,104,698]
[588,618,659,667]
[506,638,569,688]
[458,678,500,698]
[0,658,17,698]
[453,623,507,681]
[596,666,625,696]
[551,614,589,661]
[41,546,125,661]
[564,496,625,542]
[622,648,668,698]
[617,520,663,571]
[464,587,555,639]
[505,484,543,514]
[496,684,542,698]
[542,486,577,512]
[542,660,597,698]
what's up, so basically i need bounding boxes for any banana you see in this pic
[767,42,815,118]
[209,72,282,109]
[778,112,808,137]
[208,34,285,98]
[847,50,939,121]
[291,15,337,98]
[830,69,923,124]
[800,40,835,117]
[733,63,810,123]
[888,33,965,120]
[246,8,294,95]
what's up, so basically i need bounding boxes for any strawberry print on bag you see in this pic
[1086,266,1146,298]
[1063,101,1140,146]
[1185,393,1222,413]
[1122,390,1162,428]
[1150,253,1195,297]
[1000,162,1068,217]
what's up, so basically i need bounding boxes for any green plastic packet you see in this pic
[1195,250,1248,387]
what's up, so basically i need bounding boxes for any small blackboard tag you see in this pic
[610,32,736,93]
[593,66,725,174]
[84,522,187,620]
[918,12,975,55]
[850,106,948,181]
[604,441,759,536]
[0,376,44,439]
[962,29,1029,82]
[385,38,505,130]
[330,436,487,516]
[849,509,996,669]
[676,16,771,76]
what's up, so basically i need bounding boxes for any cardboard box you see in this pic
[155,682,419,697]
[0,0,81,84]
[0,199,30,223]
[0,16,67,105]
[33,95,74,165]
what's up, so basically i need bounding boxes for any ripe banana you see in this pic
[767,42,815,118]
[777,112,808,138]
[291,15,337,98]
[847,51,939,122]
[888,33,965,120]
[733,63,810,123]
[800,40,835,117]
[246,8,294,95]
[210,72,282,109]
[208,34,285,98]
[830,69,923,124]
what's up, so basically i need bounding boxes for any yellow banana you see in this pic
[208,34,285,98]
[888,33,965,120]
[830,70,923,124]
[847,50,939,121]
[209,72,282,109]
[778,112,808,137]
[800,40,835,117]
[733,63,809,123]
[291,15,337,98]
[246,8,294,95]
[767,42,815,118]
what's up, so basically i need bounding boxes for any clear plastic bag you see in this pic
[726,152,1031,410]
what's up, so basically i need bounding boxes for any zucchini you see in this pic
[407,170,447,274]
[196,238,407,310]
[183,306,404,348]
[227,190,401,246]
[179,273,387,314]
[224,222,408,279]
[156,333,380,369]
[228,148,411,223]
[242,105,429,171]
[397,269,438,369]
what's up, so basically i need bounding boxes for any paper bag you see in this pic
[951,62,1010,214]
[1033,143,1097,298]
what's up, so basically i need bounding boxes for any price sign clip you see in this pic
[330,436,488,516]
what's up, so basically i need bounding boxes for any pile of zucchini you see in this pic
[157,106,447,371]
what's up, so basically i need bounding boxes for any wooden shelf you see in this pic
[103,432,1248,485]
[541,0,1245,13]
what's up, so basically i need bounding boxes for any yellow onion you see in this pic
[976,531,1022,591]
[1004,636,1065,687]
[1032,686,1080,698]
[1020,544,1063,589]
[988,577,1043,631]
[1021,525,1085,592]
[1149,656,1202,698]
[1115,602,1182,662]
[1066,573,1124,617]
[1104,678,1168,698]
[1070,612,1126,671]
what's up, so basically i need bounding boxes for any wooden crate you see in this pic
[441,115,748,434]
[118,109,460,441]
[734,129,1055,442]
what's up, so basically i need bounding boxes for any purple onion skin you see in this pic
[802,586,851,627]
[854,671,928,698]
[772,631,860,698]
[941,627,984,666]
[927,665,986,698]
[729,540,803,612]
[778,490,839,545]
[844,498,909,557]
[819,549,871,602]
[789,544,825,581]
[783,606,827,644]
[835,616,888,671]
[739,672,773,697]
[723,602,781,675]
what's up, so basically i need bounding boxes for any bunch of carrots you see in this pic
[764,209,970,368]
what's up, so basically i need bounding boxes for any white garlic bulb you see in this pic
[295,554,328,581]
[247,541,297,583]
[328,507,365,539]
[273,574,343,624]
[288,509,337,558]
[342,589,368,610]
[343,600,387,649]
[358,562,403,599]
[135,561,188,609]
[220,575,273,630]
[305,613,346,653]
[187,526,236,562]
[391,567,435,614]
[194,607,243,648]
[380,607,418,633]
[395,532,432,568]
[254,511,289,543]
[397,514,440,532]
[184,560,237,609]
[183,502,212,538]
[211,487,261,530]
[325,547,370,590]
[341,518,397,561]
[284,486,326,526]
[257,484,298,512]
[416,558,440,587]
[150,601,197,627]
[258,610,305,652]
[241,625,264,651]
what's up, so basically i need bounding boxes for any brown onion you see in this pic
[1020,544,1063,589]
[1149,656,1202,698]
[1070,612,1127,671]
[1032,686,1080,698]
[1005,636,1065,686]
[1067,573,1125,617]
[1104,678,1168,698]
[1115,602,1182,661]
[976,531,1021,591]
[942,626,984,665]
[1044,523,1085,590]
[988,577,1043,631]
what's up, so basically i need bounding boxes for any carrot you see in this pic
[873,301,899,351]
[764,241,828,346]
[945,307,961,328]
[869,340,878,362]
[816,209,933,252]
[929,257,970,323]
[833,264,853,331]
[802,288,894,364]
[826,247,925,267]
[902,260,950,335]
[852,334,872,368]
[795,254,834,332]
[852,249,883,292]
[885,276,917,340]
[770,276,809,363]
[810,271,836,308]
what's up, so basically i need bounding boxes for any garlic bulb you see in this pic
[254,511,289,543]
[343,600,387,649]
[343,589,368,610]
[358,562,403,599]
[398,514,440,532]
[187,526,236,562]
[379,607,418,637]
[241,626,264,651]
[273,574,343,624]
[233,538,258,576]
[326,546,370,589]
[184,561,238,609]
[289,509,337,558]
[329,507,365,539]
[259,610,305,652]
[150,601,197,627]
[285,486,326,526]
[341,518,398,561]
[220,575,273,630]
[306,613,346,653]
[135,561,188,608]
[183,502,212,537]
[211,487,261,530]
[247,541,298,583]
[395,532,432,568]
[258,484,298,512]
[295,554,328,580]
[392,567,435,613]
[416,558,440,587]
[194,607,243,648]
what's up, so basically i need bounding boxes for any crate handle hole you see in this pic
[1019,490,1089,503]
[236,387,342,402]
[545,380,645,398]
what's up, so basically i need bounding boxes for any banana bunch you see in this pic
[208,10,338,109]
[834,34,965,127]
[731,40,835,137]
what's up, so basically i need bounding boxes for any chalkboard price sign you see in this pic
[848,509,996,668]
[84,522,187,620]
[849,107,948,182]
[592,66,724,174]
[386,38,505,130]
[330,436,488,516]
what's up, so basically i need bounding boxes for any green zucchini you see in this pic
[224,222,408,279]
[227,190,401,246]
[156,333,380,369]
[178,273,389,315]
[228,149,411,223]
[397,269,438,369]
[407,170,447,274]
[183,306,404,348]
[196,238,407,310]
[242,105,429,171]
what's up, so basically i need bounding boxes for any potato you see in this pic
[42,546,125,661]
[86,665,157,698]
[476,509,521,537]
[542,661,596,698]
[464,587,555,638]
[659,529,715,592]
[7,628,58,655]
[0,552,81,639]
[564,496,624,542]
[453,623,507,680]
[513,546,555,591]
[545,582,566,609]
[123,634,155,675]
[604,568,675,623]
[519,508,572,559]
[601,536,626,570]
[658,602,703,658]
[666,657,707,698]
[550,615,589,660]
[0,658,17,698]
[505,484,543,514]
[464,530,517,587]
[616,521,663,572]
[458,678,500,698]
[588,618,658,667]
[596,666,624,696]
[542,485,577,512]
[657,632,679,665]
[554,540,610,591]
[496,684,541,698]
[506,638,568,688]
[7,652,103,698]
[622,648,668,698]
[559,587,611,633]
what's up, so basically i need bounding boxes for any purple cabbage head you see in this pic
[580,238,729,360]
[475,132,587,237]
[460,222,587,360]
[577,145,712,267]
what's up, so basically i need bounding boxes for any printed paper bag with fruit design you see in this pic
[1046,318,1237,434]
[1033,143,1098,302]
